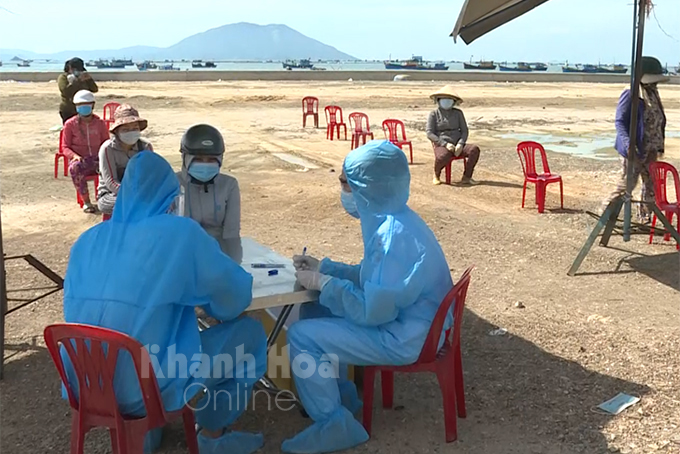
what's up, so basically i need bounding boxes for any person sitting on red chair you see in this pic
[61,90,109,213]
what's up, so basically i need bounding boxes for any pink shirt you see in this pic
[61,115,110,161]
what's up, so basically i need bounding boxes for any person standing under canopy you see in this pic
[602,56,669,223]
[177,124,243,264]
[61,90,109,213]
[426,85,481,186]
[285,140,454,454]
[58,58,98,124]
[62,152,266,454]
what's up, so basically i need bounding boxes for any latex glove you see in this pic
[454,143,464,157]
[67,74,77,84]
[445,143,456,152]
[296,271,331,291]
[293,255,320,272]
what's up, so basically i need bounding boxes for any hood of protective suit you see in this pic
[112,151,180,223]
[343,140,410,217]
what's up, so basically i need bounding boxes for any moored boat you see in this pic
[463,60,496,70]
[383,55,448,71]
[498,62,532,72]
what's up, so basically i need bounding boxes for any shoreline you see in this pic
[2,70,679,84]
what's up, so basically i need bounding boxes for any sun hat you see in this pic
[429,85,463,104]
[640,56,670,85]
[109,104,148,132]
[73,90,95,104]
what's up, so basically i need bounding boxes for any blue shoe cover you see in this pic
[339,380,363,415]
[143,427,163,454]
[281,407,369,454]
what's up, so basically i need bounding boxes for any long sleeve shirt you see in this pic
[426,107,469,146]
[98,137,154,197]
[57,73,99,117]
[61,115,110,161]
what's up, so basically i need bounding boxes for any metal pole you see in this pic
[0,203,6,380]
[623,0,647,241]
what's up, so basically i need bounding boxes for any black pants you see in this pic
[60,111,76,124]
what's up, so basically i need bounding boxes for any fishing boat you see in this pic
[498,62,532,72]
[96,59,126,69]
[383,55,448,71]
[158,64,180,71]
[16,60,30,67]
[596,64,627,74]
[562,64,599,73]
[136,61,158,71]
[121,58,134,66]
[282,59,314,70]
[463,60,496,70]
[192,60,217,68]
[0,61,3,67]
[530,62,548,71]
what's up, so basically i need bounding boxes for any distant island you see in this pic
[0,22,357,62]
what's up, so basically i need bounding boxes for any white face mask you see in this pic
[118,130,141,146]
[438,98,455,110]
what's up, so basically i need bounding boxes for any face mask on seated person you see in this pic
[438,98,455,110]
[340,190,360,219]
[118,131,141,146]
[188,162,220,183]
[76,105,93,116]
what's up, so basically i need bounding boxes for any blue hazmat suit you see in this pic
[63,151,266,454]
[283,140,454,454]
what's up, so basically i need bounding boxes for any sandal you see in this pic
[83,203,97,214]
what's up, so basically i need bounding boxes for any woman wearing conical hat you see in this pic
[426,85,481,185]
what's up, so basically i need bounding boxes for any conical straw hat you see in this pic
[429,85,463,104]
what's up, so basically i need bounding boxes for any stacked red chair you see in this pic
[382,119,413,164]
[516,141,563,213]
[302,97,319,128]
[349,112,374,149]
[55,129,68,178]
[324,105,347,141]
[362,266,474,443]
[44,323,199,454]
[649,161,680,249]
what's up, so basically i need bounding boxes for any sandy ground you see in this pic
[0,80,679,454]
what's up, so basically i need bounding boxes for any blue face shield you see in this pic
[76,105,93,116]
[340,190,359,219]
[188,162,220,183]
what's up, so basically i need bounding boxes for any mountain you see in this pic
[0,23,356,62]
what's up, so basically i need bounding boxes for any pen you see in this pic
[302,247,307,256]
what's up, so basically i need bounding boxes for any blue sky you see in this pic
[0,0,678,64]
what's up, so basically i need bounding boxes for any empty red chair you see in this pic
[44,323,199,454]
[349,112,374,149]
[103,102,121,130]
[517,141,563,214]
[649,161,680,250]
[324,105,347,141]
[382,119,413,164]
[302,97,319,128]
[55,129,68,178]
[76,175,100,209]
[363,266,474,443]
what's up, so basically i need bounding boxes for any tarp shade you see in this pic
[451,0,551,44]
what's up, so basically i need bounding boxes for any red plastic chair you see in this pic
[103,102,121,130]
[430,141,468,185]
[516,141,563,213]
[324,105,347,141]
[44,323,199,454]
[349,112,374,149]
[302,97,319,128]
[363,266,474,443]
[76,175,100,208]
[382,119,413,164]
[55,129,69,178]
[649,161,680,250]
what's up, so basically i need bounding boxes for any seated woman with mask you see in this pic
[426,85,481,186]
[97,105,154,215]
[176,124,243,263]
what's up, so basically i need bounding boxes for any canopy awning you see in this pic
[451,0,551,44]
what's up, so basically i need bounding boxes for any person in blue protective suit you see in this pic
[63,151,267,454]
[284,140,454,453]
